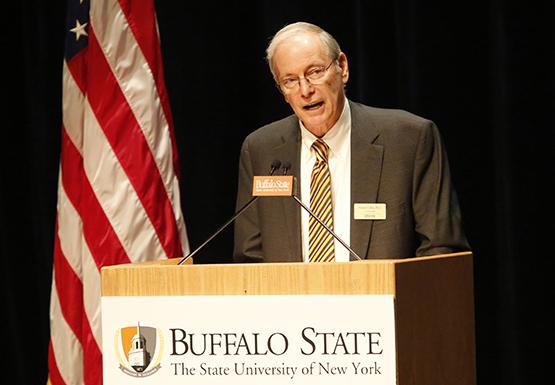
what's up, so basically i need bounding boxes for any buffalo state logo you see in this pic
[115,323,164,377]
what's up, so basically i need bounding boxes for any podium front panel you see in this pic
[102,294,397,384]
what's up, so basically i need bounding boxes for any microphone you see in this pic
[269,159,282,175]
[177,160,281,265]
[282,162,363,261]
[281,161,291,175]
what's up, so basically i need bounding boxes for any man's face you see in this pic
[273,33,349,137]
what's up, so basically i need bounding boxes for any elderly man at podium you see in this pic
[234,22,470,263]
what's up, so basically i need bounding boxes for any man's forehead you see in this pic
[274,34,327,73]
[276,32,322,55]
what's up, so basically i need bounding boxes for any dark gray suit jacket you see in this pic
[234,100,469,262]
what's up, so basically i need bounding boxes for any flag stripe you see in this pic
[85,26,183,258]
[54,225,103,385]
[56,172,83,278]
[48,342,67,385]
[62,61,85,151]
[53,230,84,344]
[65,48,88,97]
[60,127,131,268]
[57,180,103,347]
[50,280,83,385]
[81,242,103,347]
[116,0,181,178]
[82,319,103,385]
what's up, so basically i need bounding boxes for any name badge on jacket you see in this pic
[354,203,386,220]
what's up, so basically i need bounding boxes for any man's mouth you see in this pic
[303,101,324,111]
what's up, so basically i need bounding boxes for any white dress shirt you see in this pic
[299,99,351,262]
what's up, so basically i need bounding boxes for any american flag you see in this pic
[48,0,189,384]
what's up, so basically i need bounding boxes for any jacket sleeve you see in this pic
[412,122,471,255]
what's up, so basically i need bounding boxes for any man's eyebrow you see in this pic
[280,63,324,78]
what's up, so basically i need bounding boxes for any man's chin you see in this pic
[302,121,331,137]
[301,113,326,126]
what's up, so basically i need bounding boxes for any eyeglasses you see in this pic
[278,60,336,91]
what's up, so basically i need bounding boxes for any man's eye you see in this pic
[283,78,297,87]
[309,68,324,77]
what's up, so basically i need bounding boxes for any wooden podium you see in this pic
[101,251,476,385]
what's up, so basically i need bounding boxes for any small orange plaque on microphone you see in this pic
[252,176,294,196]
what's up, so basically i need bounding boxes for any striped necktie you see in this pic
[308,139,335,262]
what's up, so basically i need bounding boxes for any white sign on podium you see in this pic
[102,294,396,384]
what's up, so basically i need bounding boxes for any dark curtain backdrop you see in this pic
[2,1,553,384]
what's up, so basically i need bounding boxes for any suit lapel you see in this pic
[270,120,302,261]
[349,102,384,259]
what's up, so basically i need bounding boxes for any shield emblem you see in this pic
[120,324,157,372]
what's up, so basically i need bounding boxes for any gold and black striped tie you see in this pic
[308,139,335,262]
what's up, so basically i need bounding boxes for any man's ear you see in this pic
[338,52,349,84]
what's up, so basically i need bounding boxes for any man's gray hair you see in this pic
[266,22,342,81]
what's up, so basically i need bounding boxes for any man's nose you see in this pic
[299,77,314,97]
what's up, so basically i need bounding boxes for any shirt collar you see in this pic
[300,98,351,157]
